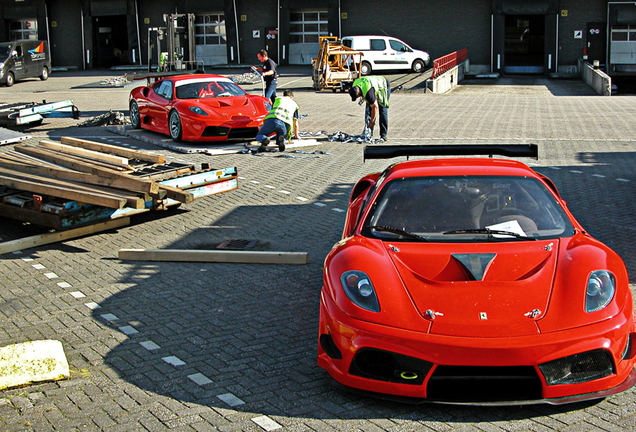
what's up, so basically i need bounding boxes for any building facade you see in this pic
[0,0,633,76]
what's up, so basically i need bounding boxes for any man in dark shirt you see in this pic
[256,49,278,105]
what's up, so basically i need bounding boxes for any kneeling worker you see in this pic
[255,89,300,152]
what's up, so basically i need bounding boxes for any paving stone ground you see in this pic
[0,66,635,431]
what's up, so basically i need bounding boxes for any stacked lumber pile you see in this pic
[0,137,196,210]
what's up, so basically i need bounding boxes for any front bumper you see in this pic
[181,114,264,142]
[318,290,636,404]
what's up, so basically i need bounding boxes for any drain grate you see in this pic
[217,239,257,250]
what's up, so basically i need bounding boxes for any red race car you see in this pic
[129,74,271,142]
[318,144,636,405]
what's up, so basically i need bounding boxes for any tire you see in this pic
[360,61,372,76]
[5,72,14,87]
[169,110,183,142]
[129,100,141,129]
[412,59,425,73]
[40,67,49,81]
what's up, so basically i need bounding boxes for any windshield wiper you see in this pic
[443,228,537,240]
[367,225,429,241]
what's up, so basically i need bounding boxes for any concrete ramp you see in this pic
[0,340,70,390]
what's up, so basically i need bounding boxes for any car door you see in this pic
[388,39,412,69]
[146,80,174,132]
[369,38,389,71]
[12,44,27,80]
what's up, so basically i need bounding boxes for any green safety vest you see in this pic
[353,76,389,108]
[265,96,299,137]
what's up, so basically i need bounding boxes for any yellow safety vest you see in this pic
[353,76,389,108]
[264,96,299,138]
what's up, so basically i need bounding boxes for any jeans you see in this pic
[365,86,390,138]
[265,78,278,105]
[256,118,288,144]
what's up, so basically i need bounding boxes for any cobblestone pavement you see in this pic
[1,67,636,431]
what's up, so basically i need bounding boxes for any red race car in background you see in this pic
[318,144,636,405]
[129,74,271,142]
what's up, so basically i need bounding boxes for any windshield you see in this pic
[0,44,12,59]
[175,79,247,99]
[362,175,575,242]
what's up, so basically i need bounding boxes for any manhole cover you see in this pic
[217,239,257,250]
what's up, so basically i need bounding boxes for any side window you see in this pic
[389,40,407,52]
[152,81,163,96]
[370,39,386,51]
[15,46,22,57]
[342,39,352,48]
[162,81,173,99]
[153,80,173,100]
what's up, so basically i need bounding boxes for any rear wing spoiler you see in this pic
[363,144,538,161]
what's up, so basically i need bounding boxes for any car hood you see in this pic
[198,96,263,115]
[387,240,558,337]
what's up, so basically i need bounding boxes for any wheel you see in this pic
[129,100,141,129]
[169,110,183,142]
[412,59,425,73]
[5,72,14,87]
[40,67,49,81]
[360,61,372,76]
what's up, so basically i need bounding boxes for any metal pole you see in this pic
[338,0,341,38]
[81,5,86,69]
[44,2,51,61]
[233,0,241,64]
[135,0,142,65]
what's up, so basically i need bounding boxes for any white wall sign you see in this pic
[253,30,260,38]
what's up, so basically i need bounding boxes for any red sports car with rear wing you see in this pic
[318,144,636,405]
[129,74,271,142]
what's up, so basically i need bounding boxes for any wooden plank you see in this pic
[0,156,160,194]
[118,249,309,265]
[15,145,126,175]
[0,218,130,255]
[39,140,130,167]
[0,174,127,209]
[157,184,194,204]
[0,166,145,209]
[60,136,165,164]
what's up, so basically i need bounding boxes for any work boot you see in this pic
[277,135,286,152]
[258,137,270,153]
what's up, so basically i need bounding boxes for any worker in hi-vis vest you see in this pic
[255,89,300,153]
[349,75,391,140]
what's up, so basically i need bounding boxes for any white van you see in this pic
[341,35,430,76]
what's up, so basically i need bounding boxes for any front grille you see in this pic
[349,349,433,385]
[228,127,259,139]
[202,126,230,137]
[539,349,615,385]
[427,365,542,402]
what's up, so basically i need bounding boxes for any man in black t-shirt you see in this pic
[256,49,278,105]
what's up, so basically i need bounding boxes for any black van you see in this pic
[0,39,51,87]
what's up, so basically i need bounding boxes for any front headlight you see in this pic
[586,270,615,313]
[340,270,380,312]
[188,106,208,116]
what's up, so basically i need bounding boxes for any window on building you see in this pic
[195,13,226,45]
[289,11,328,43]
[10,20,38,40]
[611,25,636,41]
